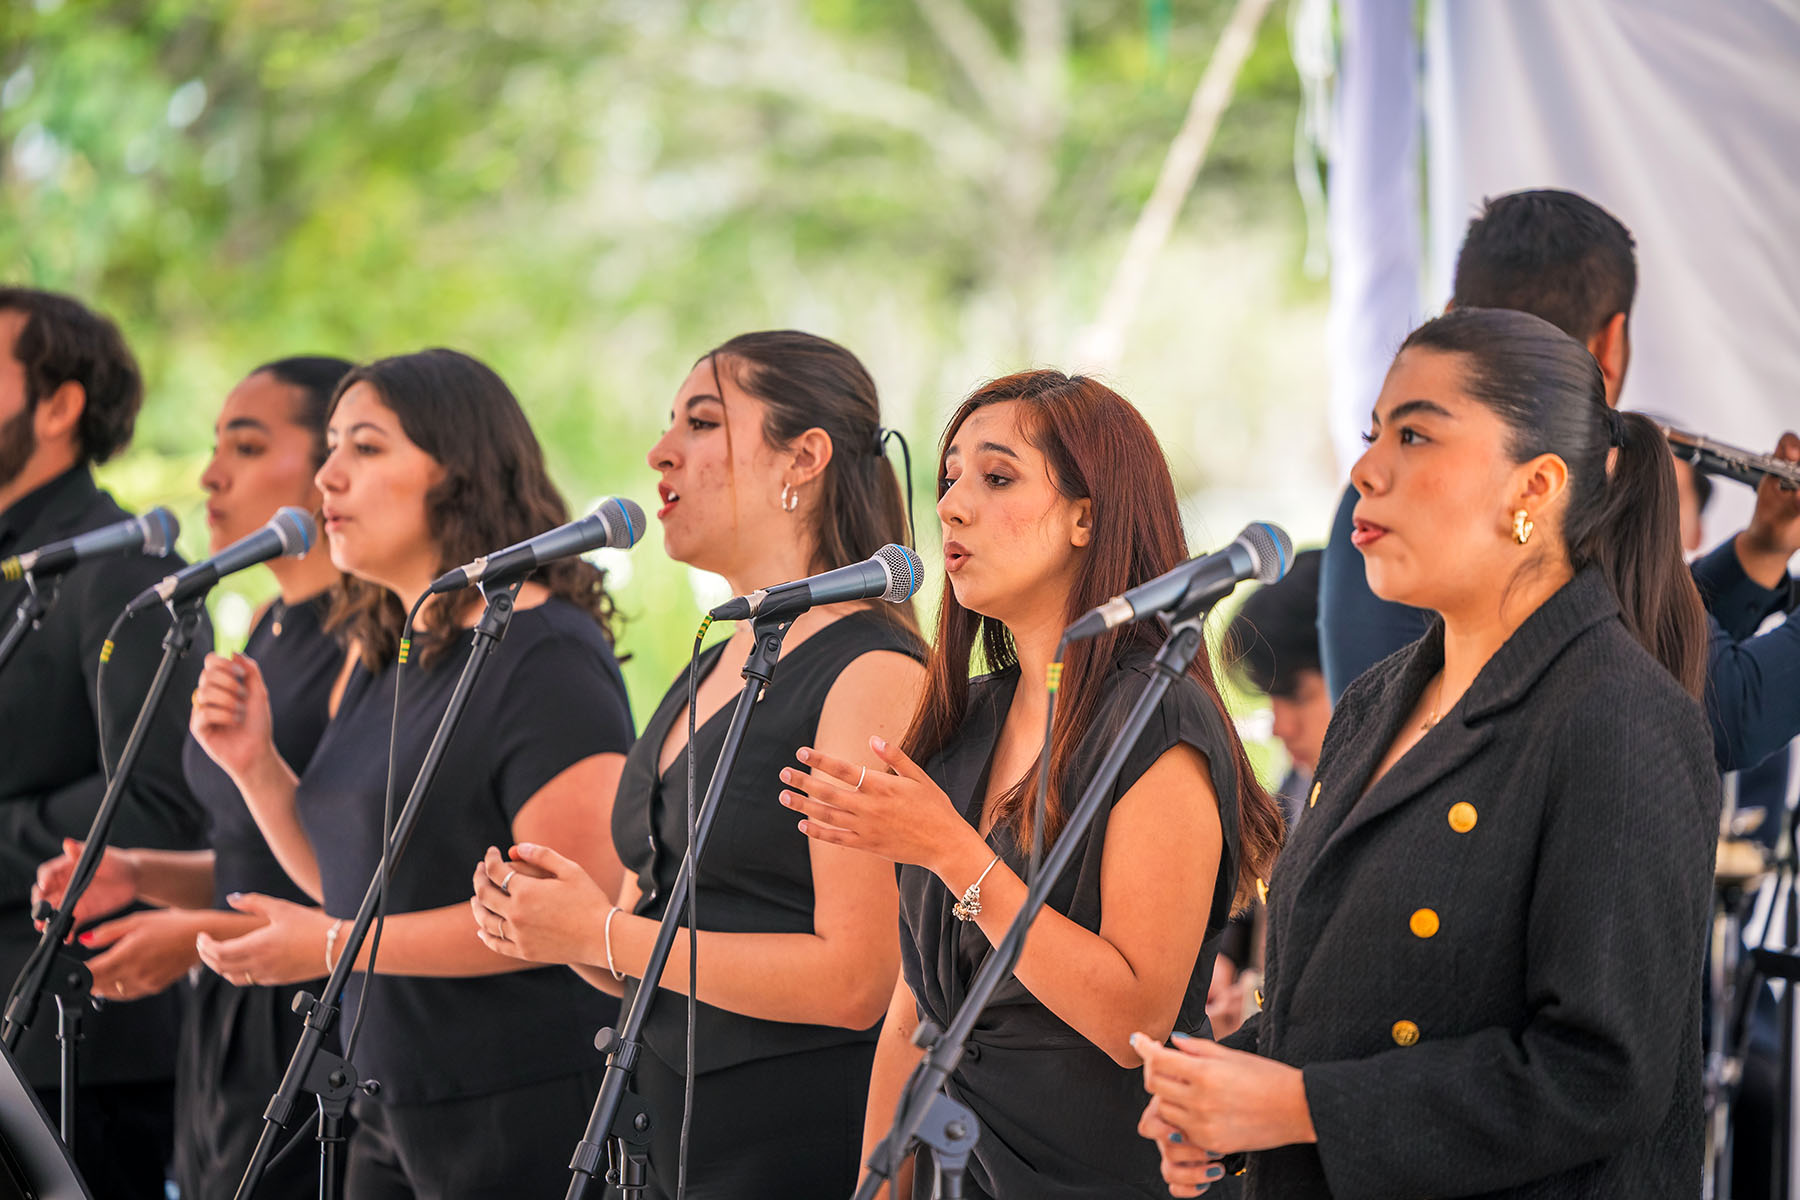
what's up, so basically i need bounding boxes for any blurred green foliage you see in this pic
[3,0,1325,786]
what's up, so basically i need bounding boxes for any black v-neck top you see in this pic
[297,598,633,1104]
[897,656,1241,1199]
[613,609,923,1075]
[182,592,343,907]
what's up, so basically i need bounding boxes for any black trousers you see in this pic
[631,1041,876,1200]
[345,1068,605,1199]
[32,1079,173,1200]
[175,970,336,1200]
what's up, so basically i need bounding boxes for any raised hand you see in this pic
[779,736,977,872]
[189,652,277,783]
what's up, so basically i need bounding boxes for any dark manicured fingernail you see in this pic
[1205,1166,1225,1181]
[1168,1130,1183,1144]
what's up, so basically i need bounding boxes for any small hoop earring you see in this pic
[780,483,799,513]
[1512,509,1534,546]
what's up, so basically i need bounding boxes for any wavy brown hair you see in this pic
[902,370,1283,911]
[325,349,617,672]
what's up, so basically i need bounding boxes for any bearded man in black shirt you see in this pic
[0,287,210,1198]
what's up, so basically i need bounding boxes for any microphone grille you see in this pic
[271,507,317,557]
[873,544,925,604]
[140,507,179,557]
[1238,522,1294,585]
[595,497,647,549]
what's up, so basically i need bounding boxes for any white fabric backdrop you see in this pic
[1421,0,1800,535]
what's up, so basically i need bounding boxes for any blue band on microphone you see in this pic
[611,497,637,548]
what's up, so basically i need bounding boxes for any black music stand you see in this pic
[0,1039,91,1200]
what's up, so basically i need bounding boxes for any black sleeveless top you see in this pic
[613,609,923,1076]
[297,599,633,1104]
[897,656,1241,1199]
[182,593,343,907]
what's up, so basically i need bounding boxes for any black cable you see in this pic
[262,1110,317,1173]
[93,604,136,782]
[342,591,429,1065]
[676,620,709,1200]
[1026,637,1068,883]
[880,427,917,548]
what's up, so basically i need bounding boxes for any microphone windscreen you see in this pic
[141,507,180,557]
[1239,522,1294,585]
[874,544,925,603]
[596,497,647,549]
[271,507,318,557]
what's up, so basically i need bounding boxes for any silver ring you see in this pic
[498,869,517,892]
[854,766,868,791]
[244,972,256,987]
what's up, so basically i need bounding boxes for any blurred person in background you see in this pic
[1211,548,1327,1037]
[188,349,633,1199]
[472,331,926,1199]
[0,286,211,1198]
[34,355,353,1200]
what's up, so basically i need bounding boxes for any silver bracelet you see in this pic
[604,905,624,981]
[324,919,345,974]
[952,854,1003,922]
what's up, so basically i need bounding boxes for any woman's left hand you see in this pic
[195,893,332,988]
[1137,1095,1227,1197]
[470,843,607,966]
[780,737,976,872]
[79,909,207,1002]
[1131,1032,1317,1156]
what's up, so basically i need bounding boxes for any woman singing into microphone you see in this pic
[34,356,352,1200]
[471,331,926,1198]
[1135,307,1717,1199]
[187,349,633,1198]
[776,370,1284,1198]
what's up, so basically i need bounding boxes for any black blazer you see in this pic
[1226,566,1718,1199]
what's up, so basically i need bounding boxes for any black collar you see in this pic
[1457,565,1621,722]
[0,466,97,546]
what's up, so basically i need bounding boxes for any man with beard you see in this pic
[0,287,210,1198]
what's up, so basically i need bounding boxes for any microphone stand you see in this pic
[1,592,209,1151]
[232,580,525,1200]
[565,610,797,1200]
[854,612,1211,1200]
[0,572,61,678]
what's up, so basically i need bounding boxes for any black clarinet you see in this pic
[1663,426,1800,490]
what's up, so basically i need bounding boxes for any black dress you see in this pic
[897,656,1243,1199]
[295,599,633,1199]
[176,592,344,1200]
[1226,567,1718,1199]
[612,609,923,1200]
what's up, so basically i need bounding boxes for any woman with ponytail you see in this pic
[1136,306,1717,1199]
[472,331,926,1198]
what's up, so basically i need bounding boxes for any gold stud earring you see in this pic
[1512,508,1534,546]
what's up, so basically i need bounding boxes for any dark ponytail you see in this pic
[1400,308,1706,696]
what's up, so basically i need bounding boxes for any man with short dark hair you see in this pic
[0,286,210,1198]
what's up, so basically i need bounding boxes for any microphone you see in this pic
[1064,522,1293,641]
[125,507,315,614]
[425,497,647,596]
[1,507,179,583]
[709,544,925,622]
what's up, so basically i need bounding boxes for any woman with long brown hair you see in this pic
[778,370,1283,1197]
[1135,308,1718,1198]
[184,348,633,1198]
[470,331,926,1198]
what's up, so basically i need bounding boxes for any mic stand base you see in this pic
[567,612,798,1200]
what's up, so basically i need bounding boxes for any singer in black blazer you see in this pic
[1217,567,1718,1198]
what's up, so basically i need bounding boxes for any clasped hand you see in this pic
[470,844,607,966]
